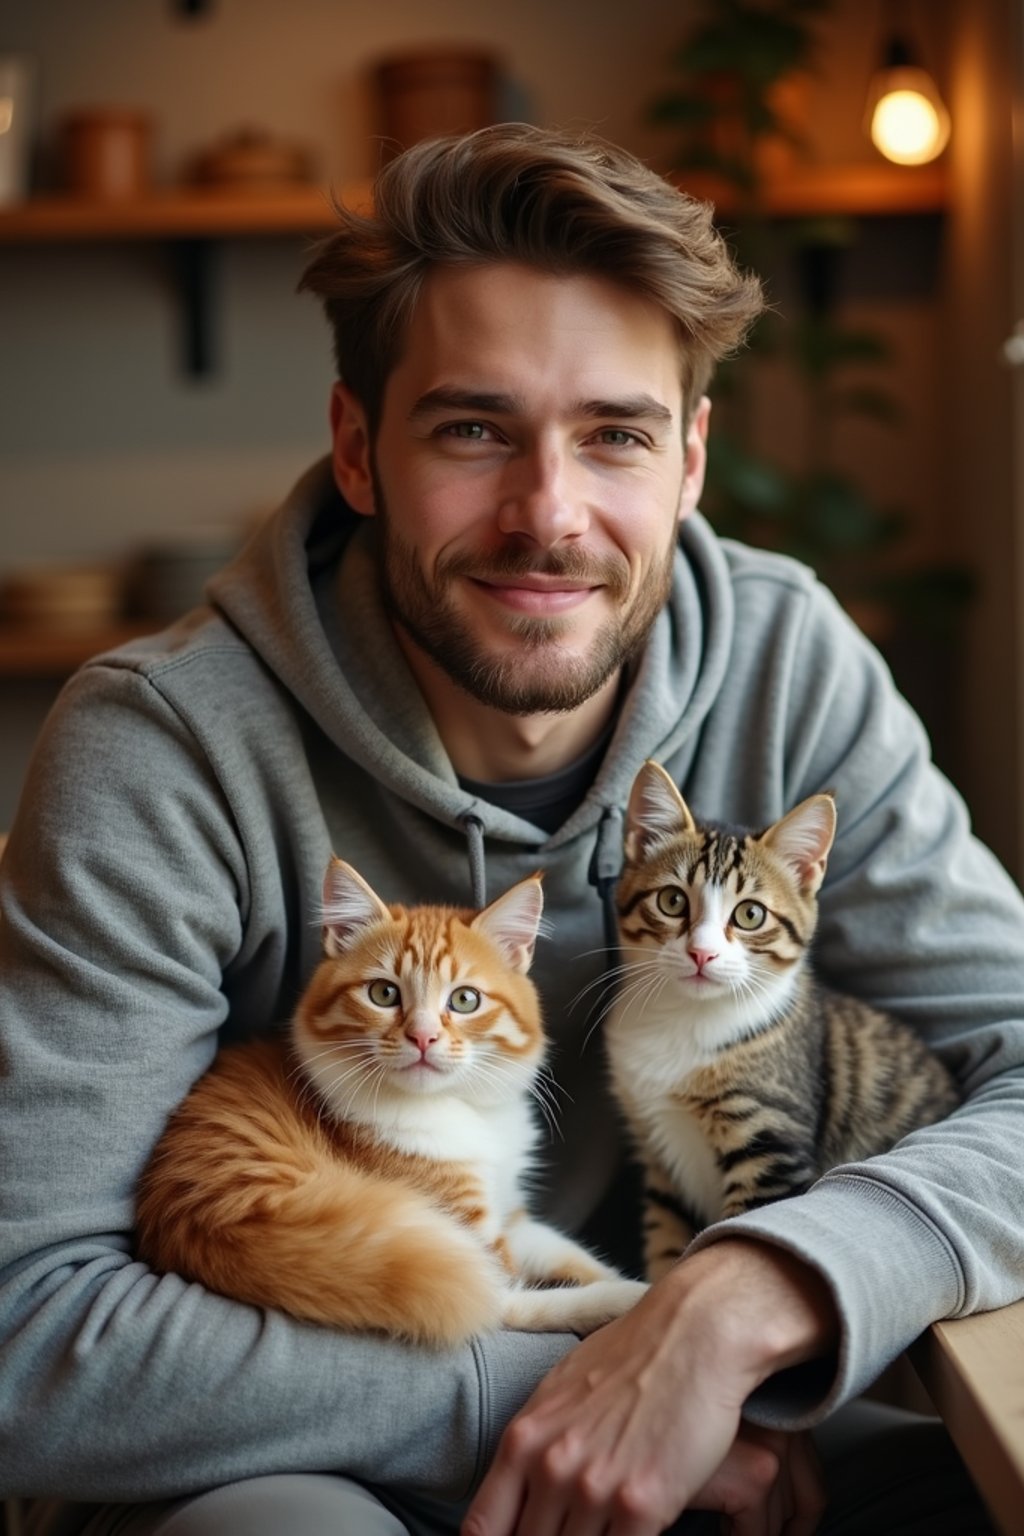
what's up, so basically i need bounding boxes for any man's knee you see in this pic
[78,1475,410,1536]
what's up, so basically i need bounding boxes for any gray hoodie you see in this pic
[2,458,1023,1506]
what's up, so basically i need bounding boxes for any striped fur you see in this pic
[606,761,961,1281]
[137,859,645,1347]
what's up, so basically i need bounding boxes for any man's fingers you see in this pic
[461,1461,525,1536]
[715,1429,825,1536]
[781,1431,826,1535]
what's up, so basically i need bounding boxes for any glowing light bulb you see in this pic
[866,33,950,167]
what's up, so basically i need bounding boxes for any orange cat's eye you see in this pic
[656,886,687,918]
[368,979,400,1007]
[448,986,481,1014]
[732,901,767,931]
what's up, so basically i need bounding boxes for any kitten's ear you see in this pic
[472,875,544,974]
[761,794,836,895]
[624,761,696,863]
[321,858,391,956]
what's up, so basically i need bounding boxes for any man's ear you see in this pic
[677,394,711,526]
[330,382,376,517]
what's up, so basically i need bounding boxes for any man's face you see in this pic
[331,262,709,715]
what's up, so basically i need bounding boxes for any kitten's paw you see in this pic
[502,1277,648,1336]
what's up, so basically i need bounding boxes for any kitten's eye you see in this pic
[448,986,481,1014]
[368,979,400,1007]
[656,886,688,918]
[732,901,767,931]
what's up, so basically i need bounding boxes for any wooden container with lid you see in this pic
[61,108,153,200]
[374,48,499,156]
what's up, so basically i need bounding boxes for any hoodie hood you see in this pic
[207,456,737,850]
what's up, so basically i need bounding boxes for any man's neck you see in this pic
[393,625,622,782]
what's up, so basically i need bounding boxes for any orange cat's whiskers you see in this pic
[462,1056,517,1104]
[289,1042,375,1076]
[527,1072,565,1142]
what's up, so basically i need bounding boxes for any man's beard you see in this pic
[374,482,677,716]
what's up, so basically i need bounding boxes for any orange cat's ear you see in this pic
[472,875,544,974]
[624,760,695,863]
[321,858,391,956]
[761,794,836,895]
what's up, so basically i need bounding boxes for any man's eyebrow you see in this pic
[408,387,674,425]
[574,395,674,426]
[408,387,523,421]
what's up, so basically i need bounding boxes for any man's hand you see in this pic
[462,1238,837,1536]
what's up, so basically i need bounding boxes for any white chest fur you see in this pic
[605,995,727,1223]
[354,1092,535,1228]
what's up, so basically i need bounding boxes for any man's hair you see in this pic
[299,123,764,431]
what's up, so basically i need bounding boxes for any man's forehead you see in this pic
[389,263,685,418]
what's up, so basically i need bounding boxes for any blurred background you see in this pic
[0,0,1021,882]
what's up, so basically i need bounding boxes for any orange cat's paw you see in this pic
[501,1277,648,1336]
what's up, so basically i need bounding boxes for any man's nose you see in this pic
[496,447,590,546]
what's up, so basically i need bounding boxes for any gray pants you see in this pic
[24,1402,995,1536]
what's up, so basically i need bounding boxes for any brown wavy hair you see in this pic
[299,123,764,432]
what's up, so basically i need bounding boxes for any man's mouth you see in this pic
[469,575,599,614]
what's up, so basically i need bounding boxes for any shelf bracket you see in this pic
[170,237,219,378]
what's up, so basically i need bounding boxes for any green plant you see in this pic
[651,0,829,195]
[651,0,969,638]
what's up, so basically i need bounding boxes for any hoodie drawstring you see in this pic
[588,805,624,960]
[461,804,623,959]
[461,813,487,908]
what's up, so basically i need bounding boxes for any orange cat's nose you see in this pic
[405,1016,442,1053]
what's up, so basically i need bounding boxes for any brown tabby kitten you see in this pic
[605,761,961,1281]
[137,858,645,1347]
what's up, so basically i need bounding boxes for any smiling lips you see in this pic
[471,575,600,615]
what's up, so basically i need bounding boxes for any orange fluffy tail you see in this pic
[136,1042,504,1347]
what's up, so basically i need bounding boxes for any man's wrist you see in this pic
[660,1236,840,1393]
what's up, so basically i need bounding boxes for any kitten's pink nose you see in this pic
[688,946,718,972]
[405,1020,441,1053]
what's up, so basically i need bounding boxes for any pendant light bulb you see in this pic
[866,38,950,166]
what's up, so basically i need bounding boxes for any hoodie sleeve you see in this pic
[0,663,572,1503]
[688,575,1024,1427]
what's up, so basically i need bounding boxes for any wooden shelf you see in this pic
[675,162,949,217]
[0,182,371,242]
[0,624,154,678]
[0,164,945,247]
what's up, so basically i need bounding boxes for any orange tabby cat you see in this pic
[136,858,645,1347]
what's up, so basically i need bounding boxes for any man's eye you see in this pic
[595,429,643,448]
[442,421,492,441]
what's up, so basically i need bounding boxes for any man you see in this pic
[1,124,1019,1536]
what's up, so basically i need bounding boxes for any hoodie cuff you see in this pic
[685,1172,965,1428]
[469,1327,577,1493]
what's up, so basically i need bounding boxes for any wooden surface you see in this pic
[0,182,371,241]
[677,163,949,217]
[911,1300,1024,1536]
[0,165,947,244]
